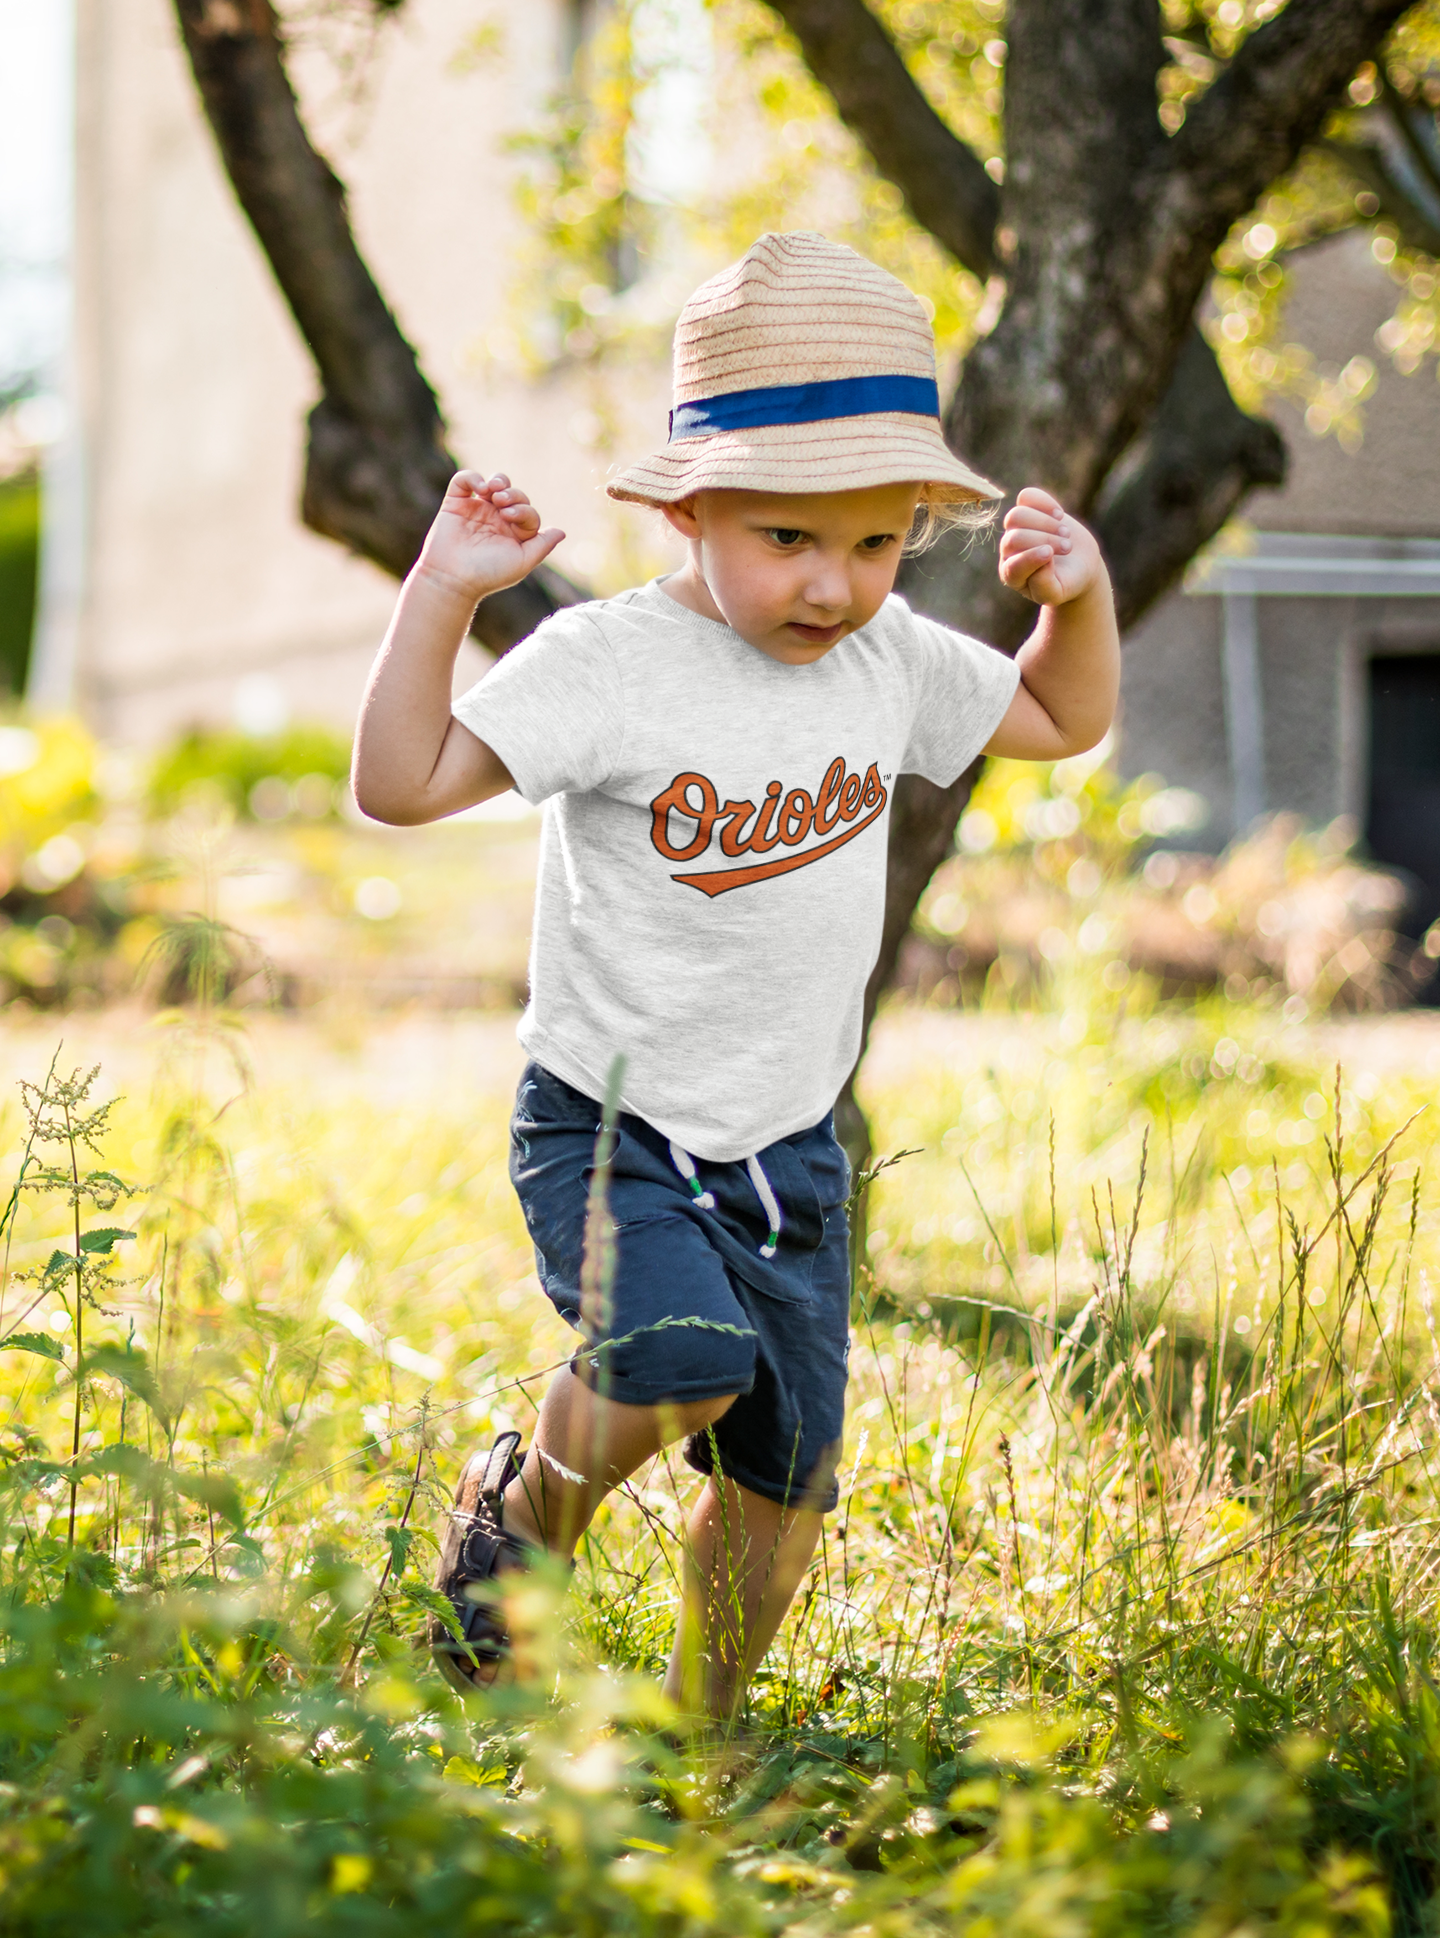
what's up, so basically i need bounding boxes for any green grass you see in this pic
[0,970,1436,1931]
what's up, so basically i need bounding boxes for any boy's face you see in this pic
[661,483,924,665]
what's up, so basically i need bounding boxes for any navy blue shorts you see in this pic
[509,1060,851,1512]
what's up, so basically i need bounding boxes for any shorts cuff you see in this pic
[571,1352,753,1410]
[683,1434,842,1513]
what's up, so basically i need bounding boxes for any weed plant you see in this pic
[0,970,1435,1931]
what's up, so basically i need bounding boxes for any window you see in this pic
[1367,653,1440,934]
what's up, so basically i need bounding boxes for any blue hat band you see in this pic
[668,373,940,442]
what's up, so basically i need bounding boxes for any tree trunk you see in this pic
[839,321,1287,1165]
[171,0,581,651]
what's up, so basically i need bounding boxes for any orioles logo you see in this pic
[649,757,888,897]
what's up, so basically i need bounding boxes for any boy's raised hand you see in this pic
[417,470,565,600]
[983,482,1118,761]
[998,487,1101,607]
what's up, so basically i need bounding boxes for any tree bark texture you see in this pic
[171,0,579,650]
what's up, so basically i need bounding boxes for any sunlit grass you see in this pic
[0,985,1437,1930]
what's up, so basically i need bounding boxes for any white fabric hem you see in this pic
[518,1025,839,1164]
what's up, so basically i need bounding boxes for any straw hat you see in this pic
[606,231,1001,507]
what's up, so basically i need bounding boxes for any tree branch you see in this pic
[762,0,999,280]
[1095,326,1286,630]
[1165,0,1416,256]
[1324,77,1440,257]
[171,0,579,649]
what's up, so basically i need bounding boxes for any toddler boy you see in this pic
[351,231,1119,1717]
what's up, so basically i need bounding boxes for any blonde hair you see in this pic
[905,488,1001,555]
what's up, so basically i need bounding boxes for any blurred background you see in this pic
[0,0,1437,1022]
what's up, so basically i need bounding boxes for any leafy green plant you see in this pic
[6,1062,136,1544]
[912,753,1417,1012]
[147,725,351,823]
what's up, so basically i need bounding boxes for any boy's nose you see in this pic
[801,560,850,612]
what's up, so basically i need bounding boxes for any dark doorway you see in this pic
[1368,653,1440,935]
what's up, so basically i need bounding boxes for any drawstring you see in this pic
[668,1140,716,1210]
[668,1140,782,1258]
[745,1155,782,1258]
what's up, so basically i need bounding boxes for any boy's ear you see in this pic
[659,496,702,540]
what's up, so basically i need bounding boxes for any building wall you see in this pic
[1257,595,1352,828]
[1115,593,1233,813]
[36,0,683,745]
[1247,232,1440,541]
[1117,230,1440,852]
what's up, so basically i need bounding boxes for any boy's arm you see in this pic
[352,471,564,826]
[983,487,1120,761]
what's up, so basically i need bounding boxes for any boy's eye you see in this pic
[765,529,807,548]
[859,533,898,552]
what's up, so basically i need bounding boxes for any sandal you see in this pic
[430,1430,534,1692]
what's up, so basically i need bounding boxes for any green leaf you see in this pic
[44,1249,76,1283]
[78,1443,243,1525]
[223,1531,266,1574]
[83,1443,155,1483]
[172,1467,244,1526]
[80,1227,136,1255]
[83,1343,166,1420]
[401,1580,471,1650]
[383,1524,415,1576]
[1,1330,65,1362]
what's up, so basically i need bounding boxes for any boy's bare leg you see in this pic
[662,1476,822,1721]
[499,1365,737,1556]
[490,1371,817,1719]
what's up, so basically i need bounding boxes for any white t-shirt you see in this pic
[453,579,1019,1161]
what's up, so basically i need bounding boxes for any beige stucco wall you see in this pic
[1249,230,1440,539]
[37,0,681,744]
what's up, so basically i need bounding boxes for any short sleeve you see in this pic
[891,598,1021,786]
[452,605,624,804]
